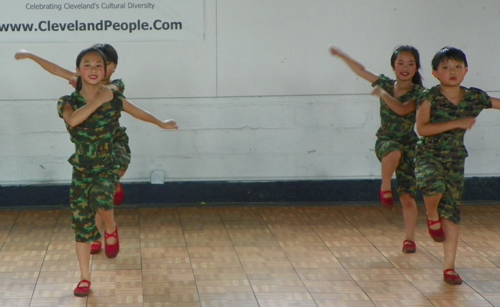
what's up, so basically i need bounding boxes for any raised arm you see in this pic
[329,46,379,84]
[122,98,178,130]
[416,100,475,136]
[372,85,416,116]
[15,49,76,81]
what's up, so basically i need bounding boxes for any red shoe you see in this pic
[380,189,395,208]
[74,279,91,297]
[90,241,102,255]
[427,217,445,242]
[104,224,119,258]
[402,240,416,253]
[443,269,462,285]
[113,183,124,206]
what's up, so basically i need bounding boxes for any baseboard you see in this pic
[1,177,499,208]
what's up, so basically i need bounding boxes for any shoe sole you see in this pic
[402,249,416,253]
[443,278,462,285]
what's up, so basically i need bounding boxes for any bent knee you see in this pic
[383,150,402,161]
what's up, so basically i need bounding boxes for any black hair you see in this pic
[75,47,107,91]
[390,45,423,87]
[92,43,118,64]
[431,47,468,71]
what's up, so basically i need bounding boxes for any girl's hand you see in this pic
[456,117,476,130]
[95,87,113,105]
[69,76,78,88]
[329,46,343,57]
[160,119,178,130]
[14,49,31,60]
[371,85,386,98]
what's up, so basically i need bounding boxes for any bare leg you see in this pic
[424,194,443,229]
[94,215,104,243]
[96,209,117,245]
[442,219,459,269]
[399,193,417,241]
[76,242,91,282]
[380,151,401,192]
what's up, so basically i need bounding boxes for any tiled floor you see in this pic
[0,203,499,307]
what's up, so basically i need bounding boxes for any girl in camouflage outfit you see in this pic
[15,45,128,205]
[416,47,500,285]
[329,45,424,254]
[58,47,177,297]
[16,44,129,255]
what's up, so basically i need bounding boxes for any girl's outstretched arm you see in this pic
[372,85,416,116]
[329,46,378,83]
[490,97,500,109]
[416,100,475,136]
[15,50,76,81]
[122,98,178,130]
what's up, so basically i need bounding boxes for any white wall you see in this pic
[1,0,499,185]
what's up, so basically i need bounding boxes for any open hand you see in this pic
[329,46,343,57]
[371,85,386,98]
[69,77,78,88]
[96,87,113,105]
[14,49,31,60]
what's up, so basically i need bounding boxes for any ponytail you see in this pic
[412,72,423,87]
[76,76,83,91]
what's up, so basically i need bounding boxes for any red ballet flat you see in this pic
[90,241,102,255]
[379,189,395,208]
[74,279,91,297]
[402,240,416,253]
[443,269,462,285]
[427,217,445,242]
[113,183,124,206]
[104,224,120,259]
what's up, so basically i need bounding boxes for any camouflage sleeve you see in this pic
[111,79,125,93]
[57,95,72,118]
[112,89,125,111]
[469,87,492,109]
[371,74,394,92]
[415,89,428,109]
[416,86,439,109]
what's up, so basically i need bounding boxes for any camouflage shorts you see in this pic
[415,152,464,224]
[70,168,119,243]
[375,139,416,197]
[114,126,131,175]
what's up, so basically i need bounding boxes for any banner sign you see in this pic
[0,0,204,42]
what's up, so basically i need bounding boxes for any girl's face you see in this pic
[77,52,106,85]
[432,59,468,87]
[393,51,417,82]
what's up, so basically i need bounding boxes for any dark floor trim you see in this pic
[1,177,499,208]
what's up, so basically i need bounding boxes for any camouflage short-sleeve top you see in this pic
[416,85,492,158]
[372,74,424,144]
[57,90,125,172]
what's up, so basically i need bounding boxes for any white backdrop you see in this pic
[0,0,499,185]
